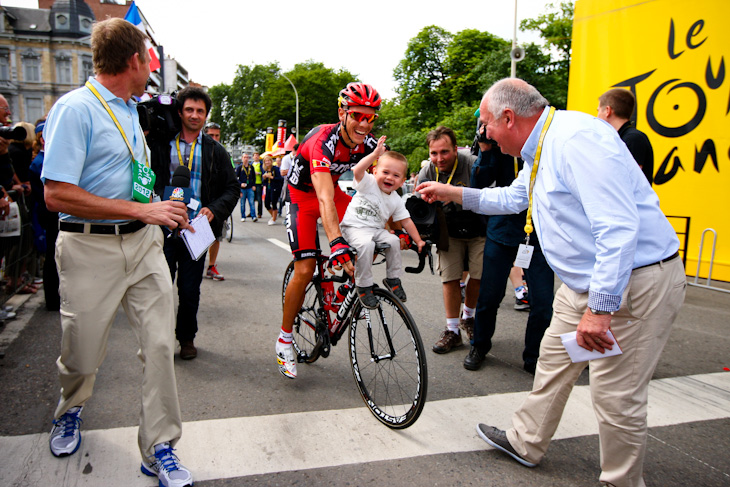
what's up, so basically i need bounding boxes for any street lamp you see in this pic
[281,73,299,142]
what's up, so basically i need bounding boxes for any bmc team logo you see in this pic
[170,187,185,201]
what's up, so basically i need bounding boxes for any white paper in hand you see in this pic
[560,330,623,363]
[180,214,216,261]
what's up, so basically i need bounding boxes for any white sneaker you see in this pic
[241,217,246,222]
[268,219,276,226]
[49,406,83,457]
[276,340,297,379]
[141,442,193,487]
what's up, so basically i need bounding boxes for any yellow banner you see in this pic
[569,0,730,281]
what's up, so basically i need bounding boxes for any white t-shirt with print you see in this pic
[341,172,410,229]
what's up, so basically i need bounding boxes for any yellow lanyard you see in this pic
[242,165,251,178]
[524,106,556,236]
[434,156,459,185]
[176,133,197,170]
[85,81,148,167]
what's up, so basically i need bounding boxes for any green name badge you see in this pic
[132,159,156,203]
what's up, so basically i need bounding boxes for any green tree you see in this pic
[208,62,358,148]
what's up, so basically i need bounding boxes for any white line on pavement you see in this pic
[268,238,291,252]
[1,372,728,486]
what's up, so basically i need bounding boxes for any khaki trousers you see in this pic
[507,257,686,487]
[54,224,182,460]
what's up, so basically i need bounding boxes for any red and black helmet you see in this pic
[338,82,381,110]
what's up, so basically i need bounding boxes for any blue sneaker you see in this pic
[49,406,83,457]
[141,442,193,487]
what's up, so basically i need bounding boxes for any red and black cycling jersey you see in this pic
[287,122,378,192]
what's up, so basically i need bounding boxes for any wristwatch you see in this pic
[589,308,613,316]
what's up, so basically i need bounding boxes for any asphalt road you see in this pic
[0,213,728,486]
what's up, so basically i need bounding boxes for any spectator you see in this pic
[417,78,685,487]
[252,151,263,219]
[236,153,256,221]
[417,126,485,355]
[467,134,554,373]
[597,88,654,185]
[261,155,283,225]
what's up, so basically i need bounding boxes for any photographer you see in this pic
[417,126,485,354]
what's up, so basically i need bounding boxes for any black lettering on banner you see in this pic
[647,79,706,138]
[655,147,684,185]
[705,57,725,89]
[694,139,718,173]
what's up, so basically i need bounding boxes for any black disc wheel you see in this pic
[349,287,428,429]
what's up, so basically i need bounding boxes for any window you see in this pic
[0,52,9,81]
[22,51,41,82]
[56,55,72,84]
[81,55,93,81]
[25,97,43,123]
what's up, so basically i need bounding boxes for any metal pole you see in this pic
[281,73,299,142]
[511,0,518,78]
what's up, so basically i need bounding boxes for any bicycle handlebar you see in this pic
[405,241,434,275]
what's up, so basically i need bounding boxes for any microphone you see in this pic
[163,165,191,238]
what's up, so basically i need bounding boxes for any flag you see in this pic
[124,1,161,72]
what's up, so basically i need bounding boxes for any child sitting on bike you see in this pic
[340,136,426,308]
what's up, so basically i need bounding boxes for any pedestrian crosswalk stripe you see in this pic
[1,372,728,486]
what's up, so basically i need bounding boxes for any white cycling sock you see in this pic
[461,305,475,319]
[446,318,460,334]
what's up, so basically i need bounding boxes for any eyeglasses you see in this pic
[347,110,378,124]
[205,122,220,130]
[0,106,9,112]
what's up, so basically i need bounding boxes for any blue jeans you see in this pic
[473,234,554,365]
[162,228,206,343]
[240,187,255,218]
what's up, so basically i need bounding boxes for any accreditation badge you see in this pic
[514,244,534,269]
[132,159,156,203]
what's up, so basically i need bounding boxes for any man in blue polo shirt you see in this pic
[41,18,193,487]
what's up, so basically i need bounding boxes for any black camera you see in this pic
[0,126,27,141]
[405,192,448,249]
[137,93,180,143]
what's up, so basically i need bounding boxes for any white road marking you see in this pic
[1,372,728,486]
[268,238,291,252]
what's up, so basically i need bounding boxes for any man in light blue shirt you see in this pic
[42,18,193,487]
[417,78,686,487]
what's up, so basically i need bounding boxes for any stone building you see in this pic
[0,0,189,125]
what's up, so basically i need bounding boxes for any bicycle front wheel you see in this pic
[349,288,428,429]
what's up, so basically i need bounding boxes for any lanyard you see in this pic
[434,156,459,185]
[85,81,148,167]
[242,165,251,178]
[524,106,556,241]
[176,133,197,170]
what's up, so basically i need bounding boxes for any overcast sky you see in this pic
[3,0,553,100]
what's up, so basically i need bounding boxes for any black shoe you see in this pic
[357,286,378,309]
[476,424,537,467]
[523,362,536,375]
[464,346,487,371]
[382,278,406,302]
[180,340,197,360]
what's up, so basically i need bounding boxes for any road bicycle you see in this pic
[282,241,433,429]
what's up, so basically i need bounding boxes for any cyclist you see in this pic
[277,82,381,379]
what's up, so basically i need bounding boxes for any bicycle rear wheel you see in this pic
[282,261,324,363]
[349,287,428,429]
[226,215,234,242]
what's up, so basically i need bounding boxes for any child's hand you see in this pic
[373,135,387,159]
